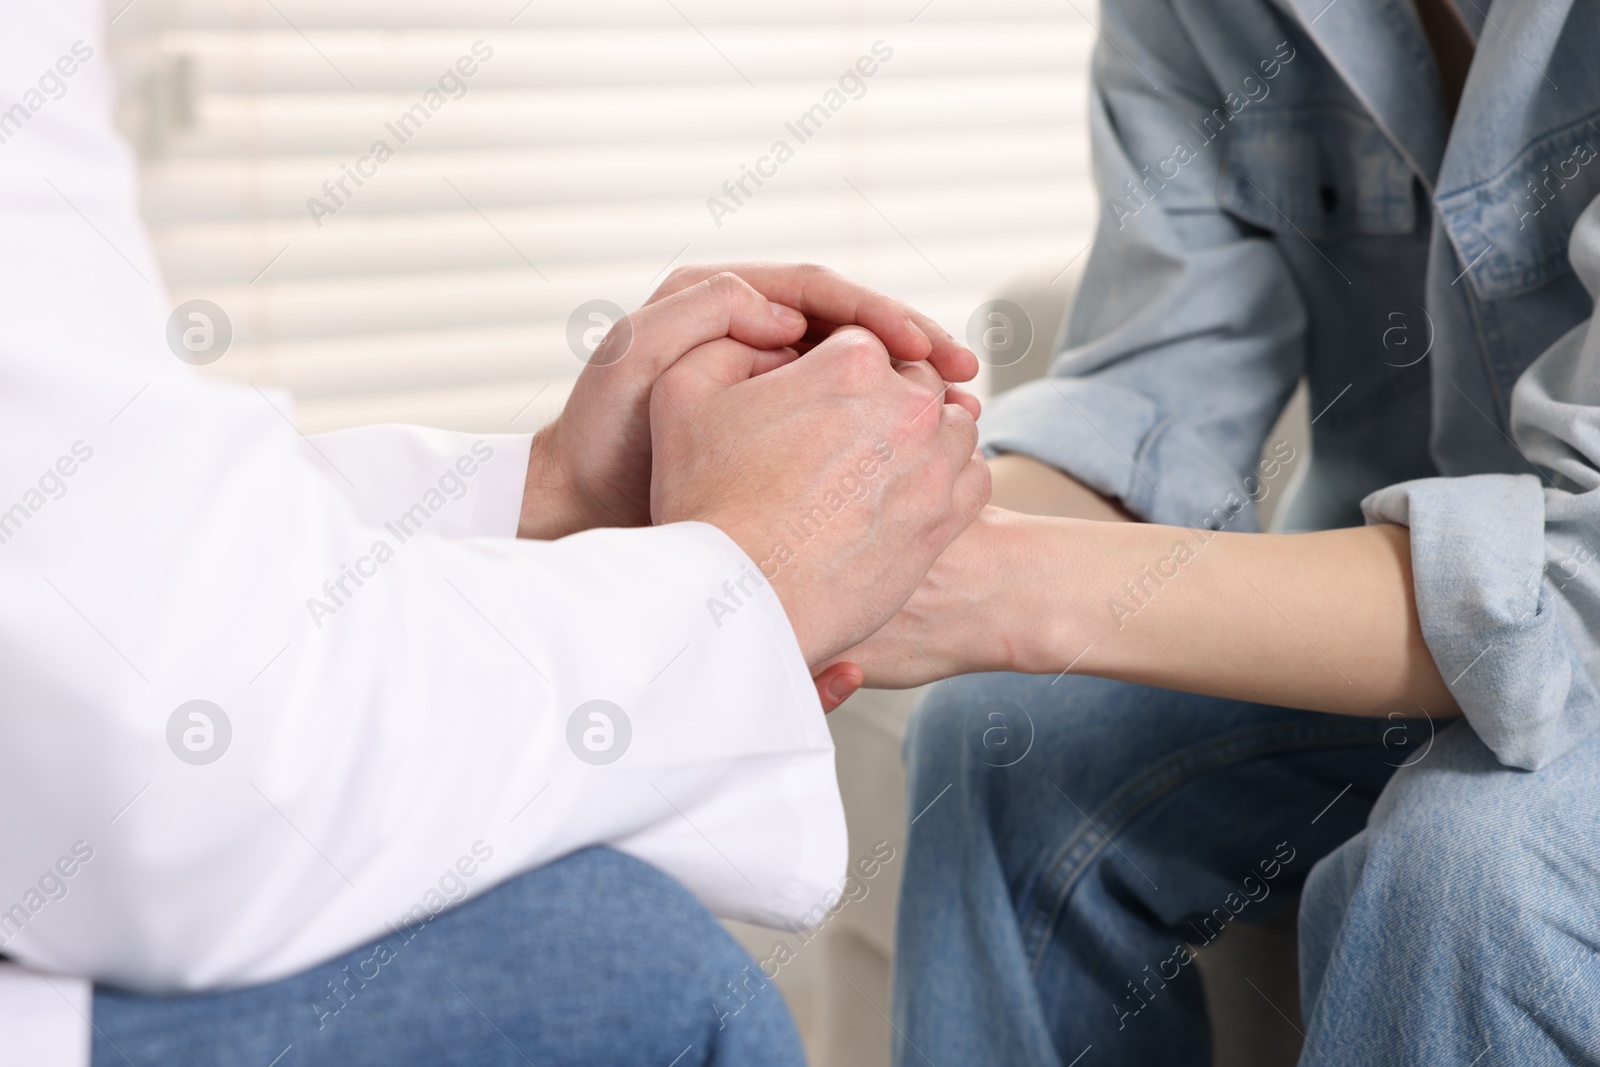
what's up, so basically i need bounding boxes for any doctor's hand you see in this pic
[648,262,978,382]
[521,265,979,540]
[650,325,991,668]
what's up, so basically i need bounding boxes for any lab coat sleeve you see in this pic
[0,0,845,994]
[305,426,534,541]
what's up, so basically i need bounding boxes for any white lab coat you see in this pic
[0,4,846,1063]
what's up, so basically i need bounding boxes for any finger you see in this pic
[653,263,977,383]
[659,337,768,403]
[749,346,801,377]
[945,384,982,421]
[797,317,840,354]
[647,264,720,302]
[813,661,864,713]
[619,274,808,382]
[803,325,893,382]
[895,357,946,398]
[935,403,982,473]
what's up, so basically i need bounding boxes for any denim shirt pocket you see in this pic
[1216,105,1417,240]
[1435,115,1600,300]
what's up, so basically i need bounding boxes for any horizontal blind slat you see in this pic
[117,0,1098,30]
[145,24,1092,92]
[173,223,1095,350]
[140,130,1088,221]
[154,77,1086,157]
[155,178,1095,285]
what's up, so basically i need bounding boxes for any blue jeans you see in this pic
[92,848,804,1066]
[895,672,1600,1066]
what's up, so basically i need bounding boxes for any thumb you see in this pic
[814,661,864,713]
[620,272,807,385]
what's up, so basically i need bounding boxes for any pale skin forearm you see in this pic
[848,455,1458,719]
[1000,512,1457,717]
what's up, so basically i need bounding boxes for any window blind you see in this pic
[110,0,1098,433]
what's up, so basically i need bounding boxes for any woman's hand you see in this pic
[815,508,1061,705]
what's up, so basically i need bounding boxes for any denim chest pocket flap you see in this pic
[1217,106,1416,241]
[1435,115,1600,301]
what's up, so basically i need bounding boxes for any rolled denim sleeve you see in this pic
[1362,197,1600,771]
[979,0,1305,530]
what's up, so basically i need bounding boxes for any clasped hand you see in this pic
[521,262,991,709]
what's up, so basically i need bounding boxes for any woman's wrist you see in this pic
[951,508,1094,677]
[996,511,1098,675]
[917,506,1143,680]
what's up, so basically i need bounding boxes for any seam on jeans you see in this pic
[1019,719,1387,973]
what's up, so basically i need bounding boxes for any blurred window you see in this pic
[111,0,1095,432]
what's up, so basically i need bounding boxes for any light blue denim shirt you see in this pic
[980,0,1600,770]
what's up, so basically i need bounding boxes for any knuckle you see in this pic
[589,313,635,364]
[830,328,890,380]
[705,270,748,298]
[703,271,757,315]
[845,332,891,366]
[944,402,979,439]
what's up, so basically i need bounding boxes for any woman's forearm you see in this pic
[994,511,1458,718]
